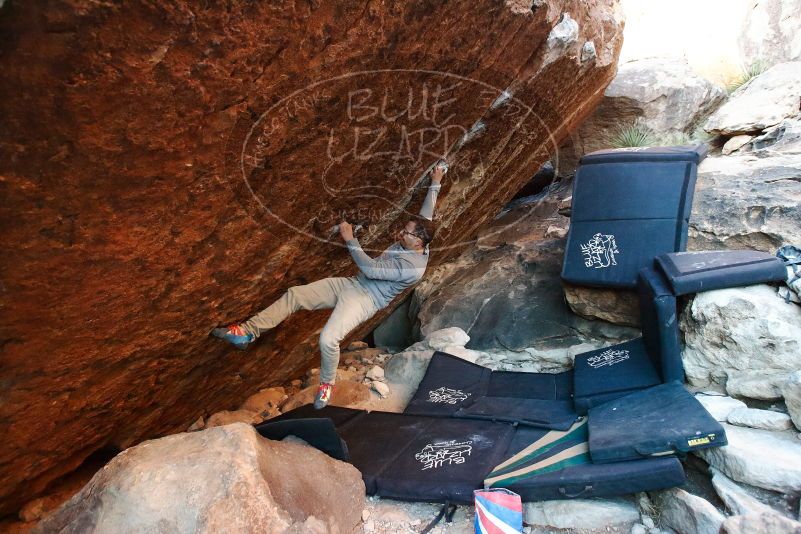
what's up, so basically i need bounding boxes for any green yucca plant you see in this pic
[608,122,655,148]
[726,61,768,94]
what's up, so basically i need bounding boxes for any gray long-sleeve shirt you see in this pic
[346,183,440,309]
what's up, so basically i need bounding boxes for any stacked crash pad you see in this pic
[572,264,680,414]
[564,146,788,412]
[405,353,576,430]
[587,382,726,463]
[655,249,787,295]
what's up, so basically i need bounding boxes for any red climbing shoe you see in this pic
[210,324,254,350]
[314,383,334,409]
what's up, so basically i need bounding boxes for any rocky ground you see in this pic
[18,320,800,533]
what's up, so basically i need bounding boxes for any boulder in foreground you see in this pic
[35,423,364,534]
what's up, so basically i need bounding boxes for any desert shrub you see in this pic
[608,122,655,148]
[726,61,767,94]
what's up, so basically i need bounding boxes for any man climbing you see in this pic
[211,163,446,409]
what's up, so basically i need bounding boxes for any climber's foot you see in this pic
[210,324,254,350]
[314,383,334,409]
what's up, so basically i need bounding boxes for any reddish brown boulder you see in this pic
[0,0,623,512]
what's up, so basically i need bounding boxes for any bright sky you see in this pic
[619,0,752,85]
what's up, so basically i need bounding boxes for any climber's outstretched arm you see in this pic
[419,163,445,220]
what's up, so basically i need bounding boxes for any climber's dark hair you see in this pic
[410,216,436,246]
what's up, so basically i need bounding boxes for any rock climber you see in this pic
[211,163,446,409]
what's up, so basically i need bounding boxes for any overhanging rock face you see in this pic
[0,0,623,512]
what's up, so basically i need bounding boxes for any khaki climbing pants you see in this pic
[242,277,379,384]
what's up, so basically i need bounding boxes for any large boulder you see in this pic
[567,57,724,157]
[688,153,801,251]
[371,299,415,351]
[695,423,801,493]
[748,118,801,154]
[680,285,801,387]
[725,370,788,401]
[562,284,640,327]
[34,423,365,533]
[704,61,801,135]
[695,393,747,422]
[727,407,793,431]
[739,0,801,67]
[0,0,625,511]
[710,467,776,517]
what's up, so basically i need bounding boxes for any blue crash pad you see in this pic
[562,145,706,288]
[588,382,727,463]
[638,266,683,383]
[403,352,491,417]
[655,250,787,295]
[572,337,661,415]
[484,423,686,501]
[573,265,685,413]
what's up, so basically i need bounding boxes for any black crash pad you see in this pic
[488,369,573,400]
[655,250,788,295]
[269,405,686,504]
[638,266,683,383]
[573,265,686,414]
[484,422,686,501]
[344,413,515,503]
[576,145,708,165]
[572,337,661,415]
[403,352,491,417]
[272,407,516,504]
[267,404,363,427]
[588,382,727,463]
[255,417,350,461]
[265,352,693,504]
[562,145,705,288]
[405,352,579,429]
[455,397,578,431]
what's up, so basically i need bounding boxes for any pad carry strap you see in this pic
[559,484,593,498]
[420,501,457,534]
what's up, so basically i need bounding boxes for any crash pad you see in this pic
[655,250,788,295]
[588,382,727,463]
[484,421,686,501]
[562,145,705,288]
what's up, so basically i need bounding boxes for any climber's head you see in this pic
[397,217,435,251]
